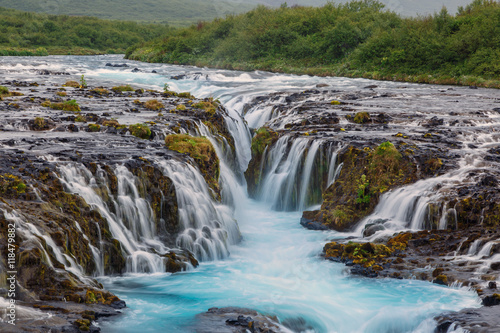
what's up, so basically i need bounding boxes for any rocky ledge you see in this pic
[0,76,238,331]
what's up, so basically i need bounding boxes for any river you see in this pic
[0,55,487,332]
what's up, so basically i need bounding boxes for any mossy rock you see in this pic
[129,123,151,139]
[63,81,80,88]
[145,99,164,110]
[353,112,371,124]
[244,127,279,197]
[302,142,418,231]
[165,134,220,199]
[111,85,134,93]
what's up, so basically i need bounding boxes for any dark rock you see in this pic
[424,116,444,127]
[300,217,328,230]
[106,63,128,68]
[171,74,186,80]
[363,222,386,237]
[110,300,126,309]
[482,295,500,306]
[152,70,157,73]
[364,85,378,89]
[131,68,140,72]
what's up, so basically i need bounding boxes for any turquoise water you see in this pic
[99,200,479,333]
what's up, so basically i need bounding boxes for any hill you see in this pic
[0,0,255,27]
[0,7,171,55]
[126,0,500,88]
[0,0,473,27]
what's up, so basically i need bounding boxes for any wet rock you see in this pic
[131,68,140,72]
[171,74,186,80]
[192,307,285,333]
[424,116,444,127]
[105,63,128,67]
[300,217,328,231]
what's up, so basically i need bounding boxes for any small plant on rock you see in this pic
[129,123,151,139]
[79,74,87,89]
[145,99,164,110]
[356,174,371,204]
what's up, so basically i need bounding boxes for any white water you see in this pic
[257,136,340,211]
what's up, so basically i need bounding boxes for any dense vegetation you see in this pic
[0,7,170,55]
[0,0,255,27]
[127,0,500,87]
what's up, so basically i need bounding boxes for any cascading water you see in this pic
[155,158,241,261]
[58,163,170,273]
[58,158,240,270]
[257,136,340,211]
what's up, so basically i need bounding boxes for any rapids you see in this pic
[1,55,495,332]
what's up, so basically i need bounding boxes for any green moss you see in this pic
[88,123,100,132]
[178,92,193,98]
[34,117,46,129]
[0,85,9,95]
[251,127,278,156]
[129,123,151,139]
[192,98,219,115]
[45,99,81,112]
[165,134,214,162]
[90,87,109,95]
[75,114,86,122]
[63,80,80,88]
[176,104,186,110]
[111,85,134,93]
[165,134,220,198]
[144,99,164,110]
[353,112,371,124]
[0,173,27,197]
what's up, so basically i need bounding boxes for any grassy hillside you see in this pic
[0,0,255,27]
[0,0,475,27]
[126,0,500,88]
[0,7,171,55]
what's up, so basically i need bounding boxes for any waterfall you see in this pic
[58,157,241,271]
[257,136,340,211]
[1,208,98,285]
[58,163,170,273]
[155,158,241,261]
